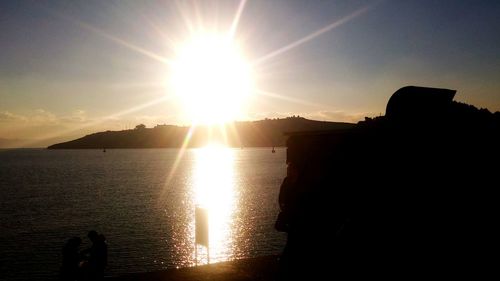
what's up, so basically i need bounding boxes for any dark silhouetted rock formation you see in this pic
[278,86,499,279]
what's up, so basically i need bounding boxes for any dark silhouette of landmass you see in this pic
[276,86,499,279]
[47,117,354,149]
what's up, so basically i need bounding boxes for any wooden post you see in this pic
[195,243,198,266]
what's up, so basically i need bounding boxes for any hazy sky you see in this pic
[1,0,499,146]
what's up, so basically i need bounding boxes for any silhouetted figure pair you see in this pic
[81,231,108,280]
[60,231,108,281]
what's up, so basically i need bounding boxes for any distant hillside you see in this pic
[47,117,354,149]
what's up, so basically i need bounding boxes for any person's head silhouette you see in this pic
[88,230,98,243]
[64,237,82,251]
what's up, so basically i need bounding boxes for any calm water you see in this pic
[0,148,287,280]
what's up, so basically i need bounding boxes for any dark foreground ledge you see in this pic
[108,255,279,281]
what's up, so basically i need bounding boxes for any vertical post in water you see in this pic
[195,241,198,266]
[195,206,209,265]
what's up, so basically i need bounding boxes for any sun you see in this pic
[170,33,253,124]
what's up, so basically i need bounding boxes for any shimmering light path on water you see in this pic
[0,148,287,281]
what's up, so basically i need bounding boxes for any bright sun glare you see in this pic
[170,34,253,124]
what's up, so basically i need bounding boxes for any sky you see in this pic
[1,0,499,147]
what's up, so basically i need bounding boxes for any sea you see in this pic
[0,147,287,280]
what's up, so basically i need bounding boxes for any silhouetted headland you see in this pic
[47,118,354,149]
[276,86,499,279]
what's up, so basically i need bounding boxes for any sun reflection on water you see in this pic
[192,144,236,264]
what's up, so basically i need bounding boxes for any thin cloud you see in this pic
[60,110,88,123]
[31,109,58,124]
[306,110,370,123]
[0,111,28,122]
[0,108,175,141]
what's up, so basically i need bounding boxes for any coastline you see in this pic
[108,255,279,281]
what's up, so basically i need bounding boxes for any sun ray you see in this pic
[43,5,171,64]
[193,1,205,32]
[141,15,177,51]
[17,94,173,148]
[174,0,196,35]
[246,119,267,144]
[226,122,243,148]
[254,88,328,109]
[162,125,196,193]
[72,19,172,64]
[253,3,379,66]
[218,124,230,146]
[229,0,248,39]
[106,81,168,91]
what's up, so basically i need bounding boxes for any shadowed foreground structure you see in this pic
[278,86,499,278]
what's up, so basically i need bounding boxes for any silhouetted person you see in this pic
[82,231,107,280]
[60,237,82,281]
